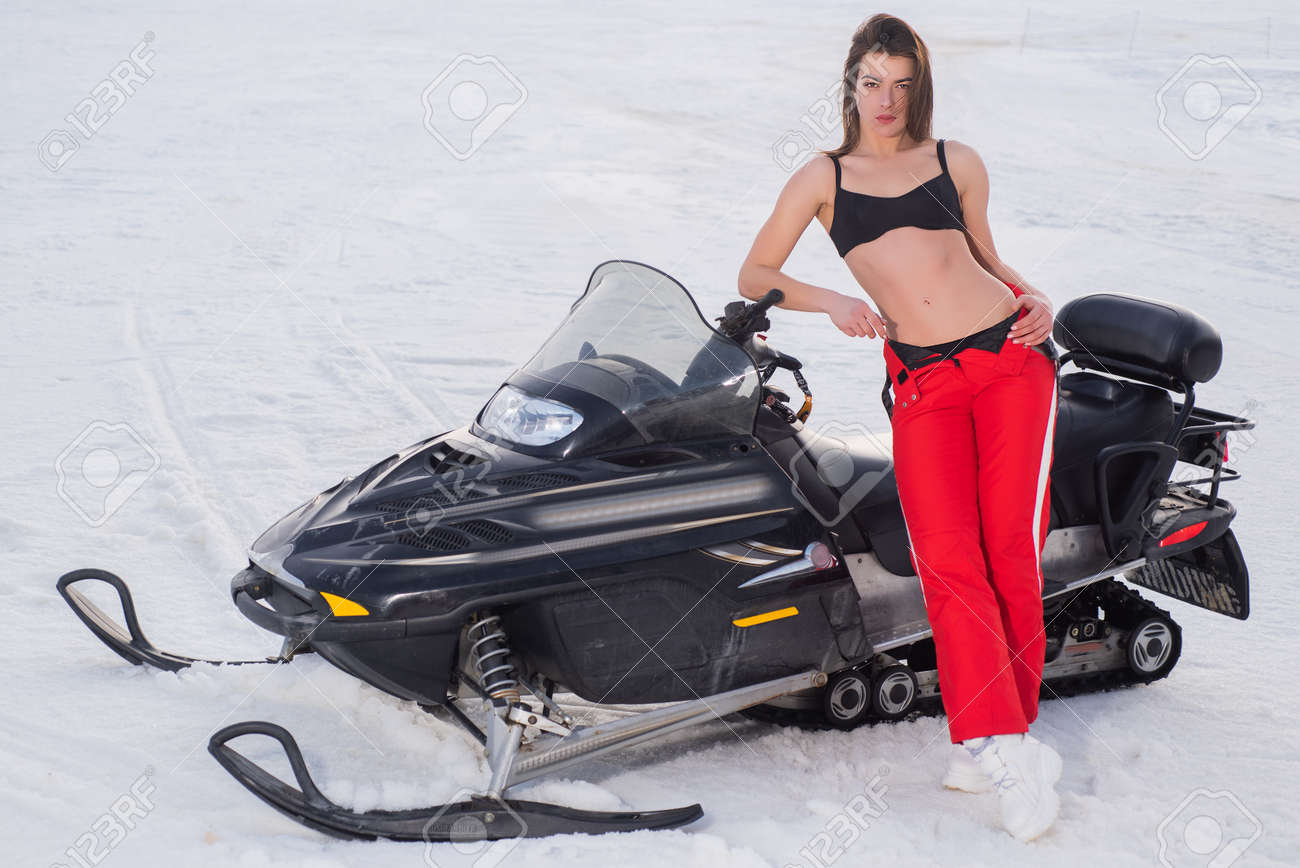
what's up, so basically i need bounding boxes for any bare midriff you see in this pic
[817,220,1020,346]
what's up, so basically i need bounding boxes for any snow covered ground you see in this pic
[4,0,1299,865]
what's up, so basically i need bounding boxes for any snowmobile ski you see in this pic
[57,569,290,671]
[208,721,703,841]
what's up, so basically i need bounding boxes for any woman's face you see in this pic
[853,53,915,138]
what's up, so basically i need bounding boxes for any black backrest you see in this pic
[1054,293,1222,385]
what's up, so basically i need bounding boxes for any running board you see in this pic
[57,569,290,670]
[847,526,1147,653]
[505,669,826,786]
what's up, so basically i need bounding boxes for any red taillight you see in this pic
[1159,520,1207,547]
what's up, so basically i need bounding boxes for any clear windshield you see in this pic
[515,261,760,444]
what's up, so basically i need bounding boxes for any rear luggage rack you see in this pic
[1171,400,1256,500]
[1063,348,1255,560]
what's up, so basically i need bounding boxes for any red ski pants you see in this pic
[883,300,1059,743]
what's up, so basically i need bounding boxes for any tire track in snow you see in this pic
[126,303,386,736]
[111,301,276,655]
[136,299,426,751]
[124,302,251,573]
[329,313,458,431]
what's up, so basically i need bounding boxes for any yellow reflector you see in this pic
[321,592,369,617]
[732,606,798,628]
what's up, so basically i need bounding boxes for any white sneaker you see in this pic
[942,743,993,793]
[964,733,1063,841]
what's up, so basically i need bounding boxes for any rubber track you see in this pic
[738,582,1177,732]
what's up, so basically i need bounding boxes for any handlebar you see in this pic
[715,288,813,422]
[715,288,784,341]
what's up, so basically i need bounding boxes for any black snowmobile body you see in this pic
[60,259,1254,842]
[230,260,1250,706]
[231,431,847,707]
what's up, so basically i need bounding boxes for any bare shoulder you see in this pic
[775,153,837,213]
[793,153,837,194]
[942,139,988,177]
[940,139,989,199]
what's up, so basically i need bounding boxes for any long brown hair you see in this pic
[824,14,934,157]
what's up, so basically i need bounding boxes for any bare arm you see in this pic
[947,141,1055,346]
[737,156,887,338]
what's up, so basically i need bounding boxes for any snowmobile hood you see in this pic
[248,425,799,619]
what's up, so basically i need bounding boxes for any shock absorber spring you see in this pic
[467,613,520,703]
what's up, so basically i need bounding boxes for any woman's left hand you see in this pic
[1009,293,1054,346]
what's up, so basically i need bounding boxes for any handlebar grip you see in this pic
[716,289,785,341]
[755,288,785,313]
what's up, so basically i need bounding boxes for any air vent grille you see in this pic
[496,471,580,492]
[375,488,484,514]
[398,519,514,552]
[429,443,488,475]
[397,526,471,552]
[454,519,514,544]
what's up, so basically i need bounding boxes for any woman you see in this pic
[738,14,1063,841]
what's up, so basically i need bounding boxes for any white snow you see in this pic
[4,1,1299,866]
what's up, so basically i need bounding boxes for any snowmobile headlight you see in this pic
[480,385,583,446]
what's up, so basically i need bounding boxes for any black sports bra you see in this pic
[828,139,966,257]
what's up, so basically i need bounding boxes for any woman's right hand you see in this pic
[825,293,887,339]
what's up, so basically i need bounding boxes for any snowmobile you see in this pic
[58,259,1254,843]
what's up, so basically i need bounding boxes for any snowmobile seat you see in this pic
[797,430,893,492]
[1053,293,1222,388]
[1050,371,1174,526]
[793,429,916,574]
